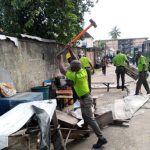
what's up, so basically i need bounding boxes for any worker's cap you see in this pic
[66,53,71,60]
[70,60,81,67]
[137,51,142,54]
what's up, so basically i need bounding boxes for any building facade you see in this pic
[94,37,148,56]
[118,38,148,54]
[143,40,150,61]
[78,32,94,48]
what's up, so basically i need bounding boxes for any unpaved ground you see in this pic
[5,64,150,150]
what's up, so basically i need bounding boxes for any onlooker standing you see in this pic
[132,55,135,65]
[78,52,95,92]
[101,56,108,75]
[109,55,113,64]
[97,55,101,64]
[135,51,150,95]
[135,53,138,67]
[113,50,129,91]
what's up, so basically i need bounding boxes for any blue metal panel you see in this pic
[0,92,43,116]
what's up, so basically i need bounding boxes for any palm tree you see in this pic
[108,26,121,50]
[108,26,121,40]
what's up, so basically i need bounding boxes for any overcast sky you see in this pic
[84,0,150,41]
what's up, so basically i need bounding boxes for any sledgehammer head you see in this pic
[89,19,97,28]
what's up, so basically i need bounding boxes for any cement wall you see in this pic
[0,36,85,92]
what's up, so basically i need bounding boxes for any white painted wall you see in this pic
[78,37,94,48]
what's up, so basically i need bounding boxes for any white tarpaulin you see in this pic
[0,99,56,150]
[113,95,150,120]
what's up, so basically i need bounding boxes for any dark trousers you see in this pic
[102,66,106,75]
[135,72,150,94]
[86,68,91,92]
[72,86,79,102]
[116,67,125,89]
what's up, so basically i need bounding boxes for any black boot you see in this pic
[122,84,124,91]
[117,85,120,89]
[93,138,108,148]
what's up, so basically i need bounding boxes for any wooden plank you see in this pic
[92,84,129,89]
[56,90,72,95]
[10,129,27,137]
[61,129,90,139]
[8,134,30,148]
[92,81,115,84]
[51,130,67,150]
[92,95,99,109]
[56,95,73,99]
[95,111,114,128]
[56,110,78,128]
[53,110,59,128]
[110,120,130,127]
[92,95,100,100]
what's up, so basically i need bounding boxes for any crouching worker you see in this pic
[56,44,107,148]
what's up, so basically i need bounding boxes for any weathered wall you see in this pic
[0,37,85,92]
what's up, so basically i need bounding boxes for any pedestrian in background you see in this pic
[101,56,108,75]
[113,50,129,91]
[132,55,135,65]
[135,51,150,95]
[135,53,138,67]
[109,55,113,64]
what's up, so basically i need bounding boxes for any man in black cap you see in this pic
[56,45,107,149]
[135,51,150,95]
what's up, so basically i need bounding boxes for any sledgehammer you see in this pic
[60,19,97,54]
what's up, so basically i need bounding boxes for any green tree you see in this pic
[108,26,121,40]
[0,0,99,43]
[98,40,106,50]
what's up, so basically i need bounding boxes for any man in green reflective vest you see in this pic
[78,52,95,92]
[113,50,129,91]
[56,45,107,148]
[135,51,150,95]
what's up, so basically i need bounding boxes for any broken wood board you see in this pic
[110,120,130,127]
[51,128,90,139]
[8,134,30,148]
[10,129,27,137]
[92,84,129,89]
[51,130,67,150]
[95,111,114,128]
[56,110,78,128]
[91,81,115,84]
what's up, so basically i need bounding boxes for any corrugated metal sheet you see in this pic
[20,34,56,43]
[0,34,56,47]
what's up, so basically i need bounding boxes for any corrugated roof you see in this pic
[83,32,94,39]
[0,33,56,47]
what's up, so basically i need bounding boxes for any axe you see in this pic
[60,19,97,54]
